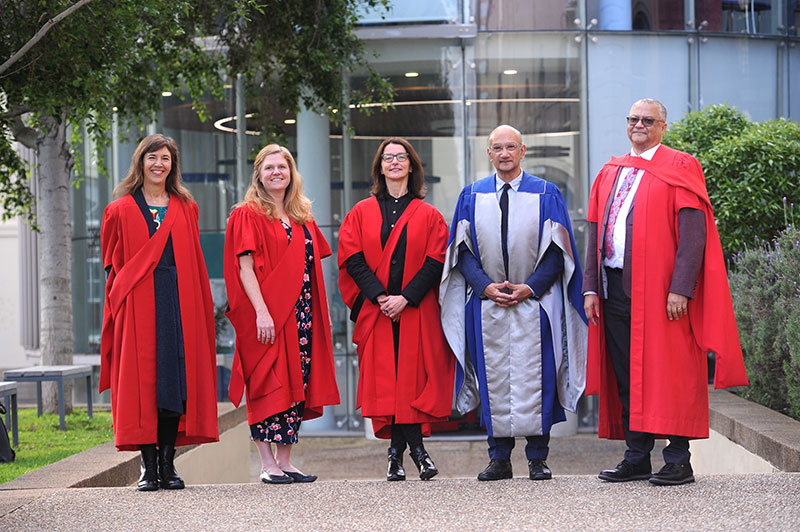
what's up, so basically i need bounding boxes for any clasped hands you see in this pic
[377,294,408,322]
[483,281,533,307]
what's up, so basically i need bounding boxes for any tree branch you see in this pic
[0,0,95,76]
[1,105,32,120]
[10,115,39,149]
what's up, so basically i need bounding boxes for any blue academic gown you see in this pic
[439,173,588,448]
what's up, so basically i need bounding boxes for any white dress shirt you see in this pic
[602,144,660,269]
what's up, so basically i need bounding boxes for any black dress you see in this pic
[249,221,313,445]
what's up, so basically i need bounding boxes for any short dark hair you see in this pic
[370,137,426,199]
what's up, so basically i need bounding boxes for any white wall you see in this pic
[0,219,26,369]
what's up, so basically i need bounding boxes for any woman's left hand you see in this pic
[379,295,408,322]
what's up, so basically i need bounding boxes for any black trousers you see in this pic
[603,268,690,466]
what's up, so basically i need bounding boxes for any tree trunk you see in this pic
[36,116,74,415]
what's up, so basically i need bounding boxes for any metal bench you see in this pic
[0,381,18,446]
[3,365,93,431]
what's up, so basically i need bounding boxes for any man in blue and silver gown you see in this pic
[440,125,588,481]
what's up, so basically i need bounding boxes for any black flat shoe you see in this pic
[282,470,317,483]
[260,471,294,484]
[649,462,694,486]
[409,445,438,481]
[598,459,652,482]
[528,459,552,481]
[387,447,406,481]
[477,459,513,481]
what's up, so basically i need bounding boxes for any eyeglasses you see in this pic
[382,153,409,162]
[490,143,520,153]
[626,116,664,127]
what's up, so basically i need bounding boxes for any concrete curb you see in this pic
[709,388,800,471]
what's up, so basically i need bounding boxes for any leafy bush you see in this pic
[728,220,800,420]
[663,105,800,255]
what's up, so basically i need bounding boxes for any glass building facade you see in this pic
[64,0,800,432]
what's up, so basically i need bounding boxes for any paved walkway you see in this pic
[3,435,799,531]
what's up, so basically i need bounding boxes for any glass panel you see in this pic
[586,0,686,30]
[345,39,465,217]
[467,32,583,232]
[472,0,580,30]
[699,36,778,120]
[696,0,781,34]
[586,34,689,177]
[357,0,461,24]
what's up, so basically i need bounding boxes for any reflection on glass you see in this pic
[696,0,779,34]
[586,0,685,30]
[468,33,583,220]
[473,0,579,30]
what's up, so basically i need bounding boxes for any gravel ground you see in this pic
[3,473,799,531]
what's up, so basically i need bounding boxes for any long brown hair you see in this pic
[370,137,426,199]
[113,134,193,201]
[237,144,312,224]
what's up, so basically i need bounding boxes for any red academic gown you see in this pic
[585,146,748,440]
[100,195,219,451]
[338,197,455,439]
[224,204,340,424]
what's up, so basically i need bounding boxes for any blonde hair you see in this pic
[237,144,312,224]
[113,134,193,201]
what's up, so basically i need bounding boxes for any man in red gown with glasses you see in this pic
[583,98,747,486]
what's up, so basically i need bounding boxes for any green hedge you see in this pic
[663,104,800,255]
[728,223,800,420]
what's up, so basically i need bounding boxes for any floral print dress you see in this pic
[249,221,313,445]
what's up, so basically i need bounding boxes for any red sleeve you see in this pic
[101,201,119,270]
[309,219,332,259]
[229,206,261,257]
[426,207,448,263]
[337,205,364,268]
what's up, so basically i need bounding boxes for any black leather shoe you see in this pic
[260,471,294,484]
[409,445,439,480]
[477,459,513,481]
[528,459,552,481]
[158,444,185,490]
[649,462,695,486]
[282,470,317,483]
[598,460,652,482]
[137,444,159,491]
[387,447,406,481]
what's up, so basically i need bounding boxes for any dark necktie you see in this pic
[500,183,510,280]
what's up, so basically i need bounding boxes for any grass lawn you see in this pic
[0,408,113,484]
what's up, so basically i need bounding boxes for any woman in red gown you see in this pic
[101,134,219,491]
[338,138,455,481]
[224,144,339,484]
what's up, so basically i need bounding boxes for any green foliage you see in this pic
[0,117,36,227]
[662,104,800,255]
[662,103,751,158]
[729,221,800,420]
[0,408,114,484]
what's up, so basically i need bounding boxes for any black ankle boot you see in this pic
[158,444,185,490]
[409,444,438,480]
[387,447,406,481]
[137,444,159,491]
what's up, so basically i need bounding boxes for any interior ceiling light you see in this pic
[284,119,296,124]
[502,69,518,75]
[404,72,419,78]
[213,113,260,135]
